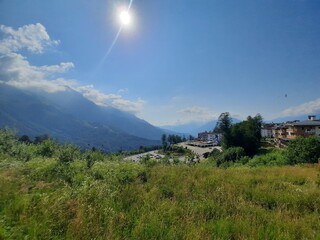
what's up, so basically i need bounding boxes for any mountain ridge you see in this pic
[0,84,161,152]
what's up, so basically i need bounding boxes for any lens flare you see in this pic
[120,11,131,25]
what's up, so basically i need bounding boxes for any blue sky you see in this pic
[0,0,320,126]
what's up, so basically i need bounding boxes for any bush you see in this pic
[140,155,157,167]
[247,150,287,167]
[285,137,320,164]
[58,144,80,164]
[83,150,106,168]
[216,147,246,167]
[0,129,17,155]
[11,143,34,162]
[36,139,58,158]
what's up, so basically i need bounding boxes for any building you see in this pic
[286,115,320,139]
[272,115,320,141]
[261,123,274,138]
[272,124,288,139]
[197,131,222,143]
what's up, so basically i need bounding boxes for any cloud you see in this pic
[176,106,220,124]
[179,106,211,115]
[0,23,59,54]
[281,98,320,117]
[77,85,144,113]
[0,23,144,114]
[0,53,73,92]
[117,88,129,94]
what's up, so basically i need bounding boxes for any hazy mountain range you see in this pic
[162,119,241,136]
[0,84,166,152]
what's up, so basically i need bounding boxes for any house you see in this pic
[272,115,320,142]
[198,131,222,143]
[272,124,288,139]
[261,123,274,138]
[286,115,320,139]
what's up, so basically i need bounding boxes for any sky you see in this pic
[0,0,320,126]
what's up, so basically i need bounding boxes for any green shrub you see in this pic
[11,143,34,162]
[285,136,320,164]
[217,147,246,167]
[140,155,157,167]
[58,144,80,164]
[83,150,106,168]
[0,129,17,155]
[36,139,58,158]
[247,149,287,167]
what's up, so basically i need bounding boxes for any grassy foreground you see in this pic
[0,155,320,239]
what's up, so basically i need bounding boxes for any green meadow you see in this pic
[0,130,320,239]
[1,157,320,239]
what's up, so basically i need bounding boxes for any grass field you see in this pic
[0,154,319,239]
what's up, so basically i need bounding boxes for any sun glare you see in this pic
[120,11,131,26]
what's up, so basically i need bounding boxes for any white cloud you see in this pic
[0,23,59,54]
[281,98,320,117]
[38,62,74,74]
[111,98,145,113]
[0,23,144,114]
[176,106,220,124]
[0,53,73,92]
[117,88,129,94]
[77,85,144,113]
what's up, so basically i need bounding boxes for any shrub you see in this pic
[285,136,320,164]
[83,150,106,168]
[58,144,80,164]
[36,139,58,158]
[11,143,34,162]
[0,129,17,155]
[216,147,246,167]
[247,150,287,167]
[140,155,157,167]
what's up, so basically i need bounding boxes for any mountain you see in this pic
[163,118,241,136]
[0,84,160,152]
[161,122,203,136]
[35,87,165,140]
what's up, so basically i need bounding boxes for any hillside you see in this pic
[0,84,160,151]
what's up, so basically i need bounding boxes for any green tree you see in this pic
[18,135,32,143]
[34,134,50,144]
[231,114,262,156]
[161,134,168,151]
[214,112,233,148]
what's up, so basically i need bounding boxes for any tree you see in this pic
[230,114,262,156]
[34,134,50,144]
[161,134,168,151]
[214,112,233,148]
[188,135,195,141]
[19,135,32,143]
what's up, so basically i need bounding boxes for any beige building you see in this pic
[273,115,320,140]
[286,115,320,139]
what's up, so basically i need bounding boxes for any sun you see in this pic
[119,10,131,26]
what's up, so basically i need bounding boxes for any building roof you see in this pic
[291,120,320,126]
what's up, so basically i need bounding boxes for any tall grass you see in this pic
[0,154,319,239]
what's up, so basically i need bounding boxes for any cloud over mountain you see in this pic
[0,23,144,114]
